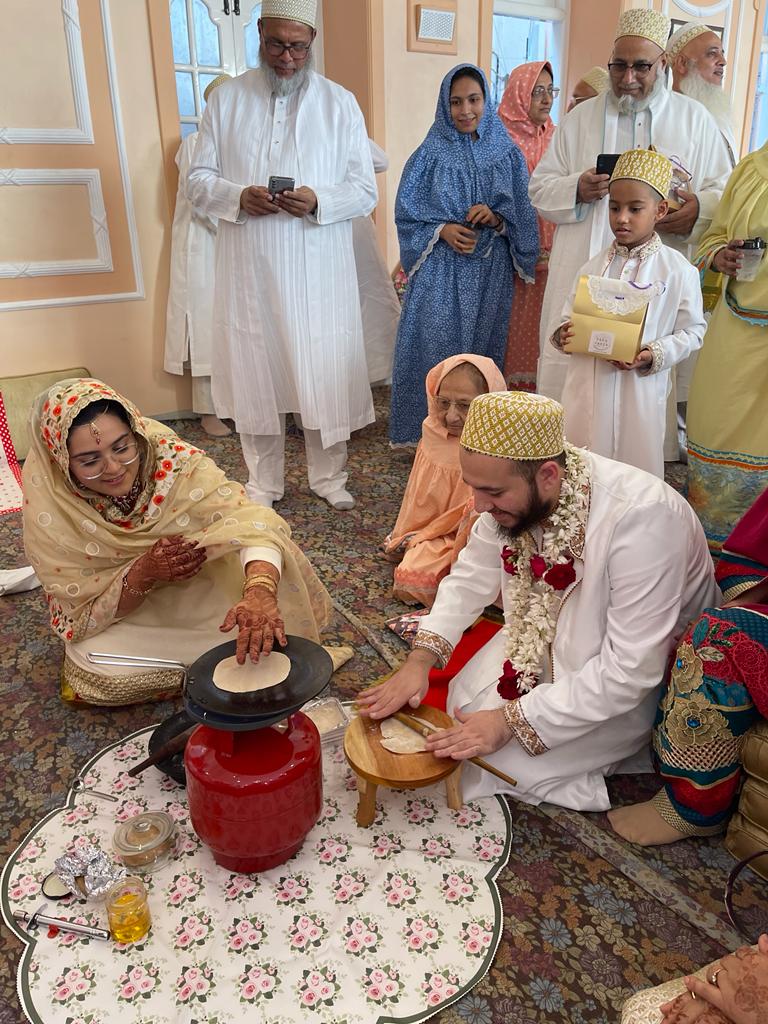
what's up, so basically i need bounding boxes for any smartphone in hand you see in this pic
[268,175,296,195]
[595,154,620,177]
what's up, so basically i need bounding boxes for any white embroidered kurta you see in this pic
[164,133,217,377]
[187,69,378,447]
[557,236,705,478]
[418,453,718,807]
[353,140,400,384]
[528,86,731,402]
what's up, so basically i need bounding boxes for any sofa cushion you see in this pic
[0,368,90,461]
[725,718,768,881]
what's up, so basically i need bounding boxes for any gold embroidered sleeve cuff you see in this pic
[503,699,549,756]
[412,629,454,669]
[641,340,665,376]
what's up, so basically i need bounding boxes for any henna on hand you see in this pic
[219,588,287,664]
[136,535,206,586]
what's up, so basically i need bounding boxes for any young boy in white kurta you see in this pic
[552,149,706,478]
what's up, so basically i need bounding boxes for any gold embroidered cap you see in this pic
[580,66,610,94]
[610,148,673,199]
[203,73,231,102]
[261,0,317,28]
[460,392,565,461]
[666,21,713,60]
[615,9,671,50]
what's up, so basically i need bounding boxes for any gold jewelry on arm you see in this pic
[243,573,278,597]
[121,574,153,599]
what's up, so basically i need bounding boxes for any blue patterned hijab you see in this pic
[395,64,538,276]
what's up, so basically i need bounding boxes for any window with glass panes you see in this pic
[491,1,565,121]
[170,0,262,137]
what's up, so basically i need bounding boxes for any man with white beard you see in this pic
[667,20,736,166]
[529,9,732,404]
[188,0,377,511]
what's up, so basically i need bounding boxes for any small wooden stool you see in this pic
[343,706,463,827]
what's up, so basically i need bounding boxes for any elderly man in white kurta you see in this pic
[529,8,731,405]
[187,0,377,511]
[358,393,717,809]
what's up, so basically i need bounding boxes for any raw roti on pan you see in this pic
[379,717,428,754]
[212,652,291,693]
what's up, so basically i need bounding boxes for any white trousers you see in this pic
[240,414,348,504]
[191,375,215,416]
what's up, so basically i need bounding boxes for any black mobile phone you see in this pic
[595,153,620,177]
[268,175,295,195]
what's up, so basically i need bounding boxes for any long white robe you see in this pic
[418,452,718,807]
[528,84,732,403]
[187,69,377,447]
[164,133,217,377]
[353,140,400,384]
[557,237,705,478]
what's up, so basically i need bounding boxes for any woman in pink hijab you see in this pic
[498,61,557,384]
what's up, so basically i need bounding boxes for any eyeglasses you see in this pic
[71,439,140,480]
[531,86,560,99]
[263,38,312,59]
[607,56,662,77]
[435,398,473,416]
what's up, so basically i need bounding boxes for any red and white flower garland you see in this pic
[497,446,590,699]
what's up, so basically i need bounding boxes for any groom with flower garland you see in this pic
[359,392,717,807]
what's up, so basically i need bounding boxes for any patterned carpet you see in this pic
[0,386,764,1024]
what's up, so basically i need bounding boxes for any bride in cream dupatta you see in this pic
[23,379,331,705]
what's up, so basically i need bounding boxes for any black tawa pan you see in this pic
[183,634,333,727]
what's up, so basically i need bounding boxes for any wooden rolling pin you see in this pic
[127,725,196,778]
[392,711,518,789]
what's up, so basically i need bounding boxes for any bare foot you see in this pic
[200,415,231,437]
[608,799,688,846]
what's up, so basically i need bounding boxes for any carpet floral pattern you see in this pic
[0,387,764,1024]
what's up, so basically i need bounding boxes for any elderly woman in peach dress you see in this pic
[382,354,505,606]
[498,61,557,384]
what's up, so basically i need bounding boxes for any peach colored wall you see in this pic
[564,0,621,100]
[0,0,189,417]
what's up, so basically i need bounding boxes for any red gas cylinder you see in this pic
[185,712,322,873]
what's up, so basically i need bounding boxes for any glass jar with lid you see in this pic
[113,810,176,873]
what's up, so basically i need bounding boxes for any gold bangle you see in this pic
[244,573,278,587]
[243,574,278,596]
[122,575,152,599]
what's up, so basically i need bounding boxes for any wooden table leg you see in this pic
[356,779,378,827]
[445,764,463,810]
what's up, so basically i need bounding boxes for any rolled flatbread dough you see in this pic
[212,652,291,693]
[379,718,428,754]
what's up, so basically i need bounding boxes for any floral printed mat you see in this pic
[1,725,511,1024]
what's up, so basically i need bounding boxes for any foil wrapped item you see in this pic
[54,843,125,900]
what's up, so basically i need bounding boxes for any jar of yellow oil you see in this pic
[105,876,151,943]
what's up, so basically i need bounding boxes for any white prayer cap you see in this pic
[580,66,610,94]
[666,21,714,60]
[615,9,671,51]
[261,0,317,29]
